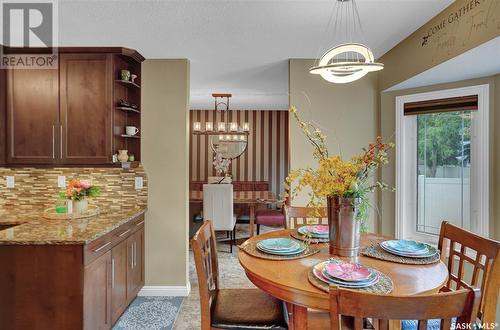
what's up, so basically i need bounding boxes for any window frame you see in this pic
[395,84,489,244]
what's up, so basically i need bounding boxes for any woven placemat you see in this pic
[241,239,320,260]
[290,229,329,243]
[308,267,393,294]
[361,244,440,265]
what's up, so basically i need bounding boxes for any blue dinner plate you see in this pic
[256,243,303,254]
[257,244,306,255]
[382,240,428,253]
[258,238,300,251]
[380,241,437,258]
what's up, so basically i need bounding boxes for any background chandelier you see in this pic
[309,0,383,84]
[193,93,250,136]
[192,93,249,160]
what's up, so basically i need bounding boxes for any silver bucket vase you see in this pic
[327,196,361,257]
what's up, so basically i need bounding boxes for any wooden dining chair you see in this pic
[285,206,328,229]
[438,221,500,324]
[191,220,288,330]
[329,286,481,330]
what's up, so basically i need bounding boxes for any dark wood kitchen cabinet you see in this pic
[1,47,144,166]
[84,250,112,330]
[111,238,129,324]
[60,53,113,164]
[127,225,145,301]
[6,68,59,164]
[0,213,146,330]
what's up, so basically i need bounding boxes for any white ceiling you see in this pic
[386,37,500,92]
[58,0,453,110]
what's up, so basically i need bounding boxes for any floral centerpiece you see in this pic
[59,179,100,214]
[213,147,231,177]
[285,106,394,256]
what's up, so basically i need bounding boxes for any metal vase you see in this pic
[327,196,361,257]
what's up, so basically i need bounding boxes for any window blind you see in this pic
[404,95,478,116]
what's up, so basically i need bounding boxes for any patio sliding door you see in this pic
[395,85,489,244]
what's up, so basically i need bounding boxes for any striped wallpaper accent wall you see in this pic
[189,110,289,195]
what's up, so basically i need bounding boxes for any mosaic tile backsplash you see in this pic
[0,165,148,211]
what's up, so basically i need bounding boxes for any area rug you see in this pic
[113,296,184,330]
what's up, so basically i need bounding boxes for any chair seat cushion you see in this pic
[211,288,287,329]
[255,210,285,226]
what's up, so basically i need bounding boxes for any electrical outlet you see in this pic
[58,176,66,188]
[5,176,15,188]
[134,177,143,190]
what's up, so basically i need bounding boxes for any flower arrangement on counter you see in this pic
[59,179,100,201]
[285,106,394,224]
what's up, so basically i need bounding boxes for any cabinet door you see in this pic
[6,69,59,164]
[84,250,112,330]
[111,239,128,324]
[127,227,144,301]
[59,53,112,164]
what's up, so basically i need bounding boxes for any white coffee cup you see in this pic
[125,126,139,136]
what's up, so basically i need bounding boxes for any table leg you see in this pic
[289,304,308,329]
[249,204,255,237]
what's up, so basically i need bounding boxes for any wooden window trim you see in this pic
[404,95,478,116]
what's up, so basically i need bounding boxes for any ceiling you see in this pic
[58,0,453,110]
[386,37,500,92]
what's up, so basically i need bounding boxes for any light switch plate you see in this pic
[6,176,15,188]
[58,176,66,188]
[134,177,143,190]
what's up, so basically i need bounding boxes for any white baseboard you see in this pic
[138,283,191,297]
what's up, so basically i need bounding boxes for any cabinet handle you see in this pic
[133,242,136,269]
[130,244,134,269]
[60,125,63,159]
[118,229,131,238]
[135,220,145,227]
[93,241,111,252]
[134,242,137,268]
[111,258,115,288]
[52,125,55,158]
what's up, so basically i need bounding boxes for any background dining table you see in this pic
[239,230,449,329]
[189,190,278,237]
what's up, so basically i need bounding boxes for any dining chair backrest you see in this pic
[191,220,219,329]
[285,206,327,229]
[329,286,480,330]
[438,221,500,323]
[203,184,235,231]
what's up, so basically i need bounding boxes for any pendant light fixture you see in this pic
[192,93,250,160]
[309,0,383,84]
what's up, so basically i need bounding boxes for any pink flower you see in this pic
[80,181,91,189]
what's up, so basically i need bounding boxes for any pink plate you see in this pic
[305,225,329,234]
[324,261,371,281]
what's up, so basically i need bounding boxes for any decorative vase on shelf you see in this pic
[73,199,89,214]
[327,196,361,257]
[117,149,129,162]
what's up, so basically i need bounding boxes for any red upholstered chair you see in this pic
[255,201,286,235]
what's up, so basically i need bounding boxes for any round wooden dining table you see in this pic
[238,230,449,329]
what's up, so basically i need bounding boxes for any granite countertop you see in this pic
[0,205,146,245]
